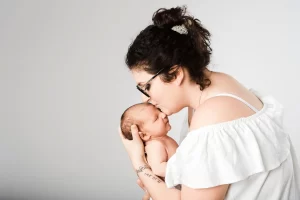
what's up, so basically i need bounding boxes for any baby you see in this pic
[120,102,178,180]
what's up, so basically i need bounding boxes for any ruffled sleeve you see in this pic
[165,91,291,189]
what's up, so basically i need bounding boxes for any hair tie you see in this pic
[171,24,188,35]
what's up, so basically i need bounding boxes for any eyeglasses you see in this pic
[136,66,168,98]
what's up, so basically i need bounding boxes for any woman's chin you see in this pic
[164,110,172,116]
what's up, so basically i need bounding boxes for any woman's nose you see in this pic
[142,97,158,106]
[160,112,166,119]
[141,95,150,103]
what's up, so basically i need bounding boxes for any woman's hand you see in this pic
[120,126,151,199]
[137,178,151,200]
[119,125,147,167]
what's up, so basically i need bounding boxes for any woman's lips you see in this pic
[164,118,169,124]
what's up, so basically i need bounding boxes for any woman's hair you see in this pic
[125,6,212,90]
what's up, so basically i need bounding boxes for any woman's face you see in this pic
[131,69,184,116]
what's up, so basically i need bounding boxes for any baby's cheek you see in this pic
[159,126,168,135]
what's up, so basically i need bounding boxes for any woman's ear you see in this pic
[169,65,184,86]
[139,131,151,141]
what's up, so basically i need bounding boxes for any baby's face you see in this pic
[138,104,171,138]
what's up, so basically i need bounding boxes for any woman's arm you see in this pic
[135,160,229,200]
[120,125,229,200]
[134,161,180,200]
[181,185,229,200]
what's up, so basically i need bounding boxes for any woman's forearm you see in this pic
[134,162,180,200]
[151,162,167,178]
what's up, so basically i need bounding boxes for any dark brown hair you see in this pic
[125,6,212,90]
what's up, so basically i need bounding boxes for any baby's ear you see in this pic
[139,131,151,141]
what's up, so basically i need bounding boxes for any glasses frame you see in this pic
[136,66,168,98]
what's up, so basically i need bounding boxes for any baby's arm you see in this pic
[145,140,168,178]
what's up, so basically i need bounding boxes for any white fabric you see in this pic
[166,89,300,199]
[212,93,259,112]
[178,92,259,144]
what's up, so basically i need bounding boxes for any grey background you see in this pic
[0,0,299,199]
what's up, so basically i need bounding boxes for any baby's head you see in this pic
[120,103,171,141]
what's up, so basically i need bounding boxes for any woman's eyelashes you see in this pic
[145,83,151,91]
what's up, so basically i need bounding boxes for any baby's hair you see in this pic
[120,103,150,140]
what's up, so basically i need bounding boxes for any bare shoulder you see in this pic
[165,135,178,145]
[145,139,165,150]
[190,95,256,131]
[145,140,167,163]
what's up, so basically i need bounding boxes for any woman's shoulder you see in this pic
[190,93,257,131]
[190,71,262,131]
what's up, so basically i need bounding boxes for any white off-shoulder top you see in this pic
[166,89,300,200]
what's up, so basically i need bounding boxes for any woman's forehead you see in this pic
[131,70,152,84]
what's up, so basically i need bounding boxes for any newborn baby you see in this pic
[120,102,178,179]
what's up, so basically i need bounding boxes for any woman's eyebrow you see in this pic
[137,82,145,87]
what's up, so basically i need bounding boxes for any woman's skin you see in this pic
[120,67,263,200]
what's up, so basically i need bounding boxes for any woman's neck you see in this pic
[184,69,212,110]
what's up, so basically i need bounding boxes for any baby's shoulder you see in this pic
[164,135,179,147]
[145,139,165,148]
[145,139,167,152]
[145,139,168,159]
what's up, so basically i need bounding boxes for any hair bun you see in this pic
[152,6,186,27]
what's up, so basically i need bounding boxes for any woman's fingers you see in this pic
[130,124,138,135]
[142,192,151,200]
[131,125,142,142]
[137,178,151,200]
[119,124,146,166]
[119,126,125,140]
[119,126,129,145]
[137,178,145,190]
[119,126,132,155]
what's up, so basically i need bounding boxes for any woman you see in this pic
[119,6,300,200]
